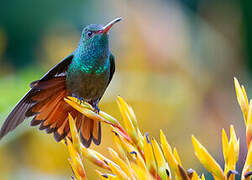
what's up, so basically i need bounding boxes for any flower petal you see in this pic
[66,138,86,179]
[242,143,252,180]
[151,138,171,180]
[192,135,225,179]
[107,161,129,180]
[68,113,81,151]
[160,130,183,179]
[117,96,138,144]
[234,78,248,124]
[222,128,229,163]
[173,148,182,167]
[130,162,155,180]
[108,148,135,179]
[96,170,118,180]
[143,133,157,176]
[230,125,239,162]
[80,145,111,170]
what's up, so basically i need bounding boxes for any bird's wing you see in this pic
[0,53,74,140]
[30,53,74,87]
[108,53,115,86]
[0,52,102,148]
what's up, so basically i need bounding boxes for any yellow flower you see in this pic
[234,78,252,180]
[192,135,225,180]
[222,126,239,180]
[246,100,252,147]
[117,96,138,144]
[234,77,248,122]
[143,133,157,176]
[64,78,252,180]
[242,143,252,180]
[234,78,252,147]
[160,130,186,180]
[66,137,86,180]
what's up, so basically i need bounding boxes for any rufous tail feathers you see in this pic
[0,76,101,147]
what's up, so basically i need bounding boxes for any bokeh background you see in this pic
[0,0,251,179]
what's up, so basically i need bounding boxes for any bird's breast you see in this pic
[66,58,110,101]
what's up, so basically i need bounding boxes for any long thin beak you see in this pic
[100,17,122,34]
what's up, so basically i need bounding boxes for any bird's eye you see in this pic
[87,31,93,38]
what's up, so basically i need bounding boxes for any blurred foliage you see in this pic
[0,0,251,179]
[241,0,252,72]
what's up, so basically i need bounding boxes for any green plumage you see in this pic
[66,24,115,107]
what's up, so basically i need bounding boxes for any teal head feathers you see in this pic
[79,18,122,58]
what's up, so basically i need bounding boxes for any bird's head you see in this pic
[80,18,121,56]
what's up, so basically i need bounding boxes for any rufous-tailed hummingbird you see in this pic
[0,17,121,147]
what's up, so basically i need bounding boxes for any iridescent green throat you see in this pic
[80,57,110,74]
[69,32,110,75]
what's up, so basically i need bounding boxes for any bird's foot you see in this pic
[93,102,100,114]
[72,94,85,104]
[78,97,85,104]
[93,105,100,114]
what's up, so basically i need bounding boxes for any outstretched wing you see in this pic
[0,53,74,140]
[30,53,74,87]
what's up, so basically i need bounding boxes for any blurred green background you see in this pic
[0,0,251,179]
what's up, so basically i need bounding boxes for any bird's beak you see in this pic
[100,17,122,34]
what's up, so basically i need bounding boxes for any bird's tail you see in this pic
[0,76,101,147]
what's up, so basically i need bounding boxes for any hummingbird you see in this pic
[0,17,121,148]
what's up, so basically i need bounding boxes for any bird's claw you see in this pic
[92,100,100,113]
[72,94,100,113]
[93,105,100,113]
[77,97,85,104]
[72,94,85,104]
